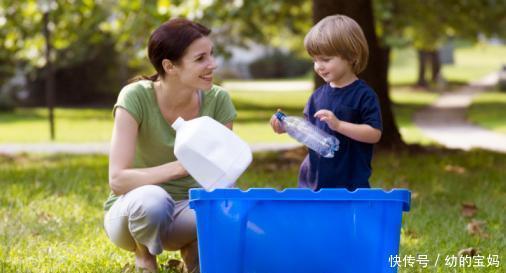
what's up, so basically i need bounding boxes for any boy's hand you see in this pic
[270,109,286,134]
[314,109,340,132]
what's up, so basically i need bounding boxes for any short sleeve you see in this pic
[360,91,382,131]
[303,94,314,121]
[112,83,144,124]
[211,86,237,124]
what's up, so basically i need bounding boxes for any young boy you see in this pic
[270,14,382,191]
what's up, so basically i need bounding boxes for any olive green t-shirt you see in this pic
[103,80,237,210]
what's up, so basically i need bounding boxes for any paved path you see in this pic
[414,72,506,153]
[0,142,301,155]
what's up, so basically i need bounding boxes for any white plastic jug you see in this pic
[172,116,252,189]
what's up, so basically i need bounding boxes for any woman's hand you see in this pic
[314,109,340,132]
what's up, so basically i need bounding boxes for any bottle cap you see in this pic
[171,117,186,130]
[274,111,286,121]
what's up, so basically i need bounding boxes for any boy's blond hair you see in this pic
[304,14,369,74]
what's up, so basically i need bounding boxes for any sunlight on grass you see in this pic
[469,91,506,134]
[0,108,112,143]
[389,44,506,85]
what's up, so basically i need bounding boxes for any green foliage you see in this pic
[200,0,312,54]
[375,0,506,50]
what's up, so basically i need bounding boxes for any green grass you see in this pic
[389,44,506,85]
[0,149,504,272]
[0,108,112,143]
[468,91,506,134]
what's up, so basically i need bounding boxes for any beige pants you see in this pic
[104,185,199,273]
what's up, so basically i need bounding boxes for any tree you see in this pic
[376,0,506,87]
[312,0,404,149]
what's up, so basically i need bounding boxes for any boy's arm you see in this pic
[332,121,382,143]
[314,109,382,144]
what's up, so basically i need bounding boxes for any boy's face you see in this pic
[312,55,354,86]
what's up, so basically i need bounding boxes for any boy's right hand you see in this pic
[270,109,286,134]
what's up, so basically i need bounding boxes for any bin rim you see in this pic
[189,188,411,211]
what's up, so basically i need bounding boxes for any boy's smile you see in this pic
[313,55,357,88]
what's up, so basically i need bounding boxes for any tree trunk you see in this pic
[312,0,404,149]
[43,11,55,141]
[430,50,441,83]
[417,50,429,87]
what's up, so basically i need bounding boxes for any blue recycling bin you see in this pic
[189,188,411,273]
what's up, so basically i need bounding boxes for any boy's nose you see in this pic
[314,62,322,71]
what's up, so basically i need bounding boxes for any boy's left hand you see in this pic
[314,109,340,132]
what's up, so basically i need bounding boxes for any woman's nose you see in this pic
[208,56,218,70]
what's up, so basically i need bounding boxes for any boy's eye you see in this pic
[314,57,330,63]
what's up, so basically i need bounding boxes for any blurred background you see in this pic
[0,0,504,146]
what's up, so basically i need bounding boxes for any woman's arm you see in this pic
[108,108,189,195]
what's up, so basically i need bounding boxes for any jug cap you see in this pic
[274,111,286,121]
[172,117,186,130]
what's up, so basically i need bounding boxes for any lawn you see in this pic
[389,43,506,85]
[0,108,112,143]
[0,148,504,273]
[468,91,506,134]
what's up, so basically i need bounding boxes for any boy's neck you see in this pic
[329,73,358,88]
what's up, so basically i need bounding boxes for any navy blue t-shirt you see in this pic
[298,79,382,191]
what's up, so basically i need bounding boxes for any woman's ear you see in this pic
[162,59,175,75]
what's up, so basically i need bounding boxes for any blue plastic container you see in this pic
[189,188,411,273]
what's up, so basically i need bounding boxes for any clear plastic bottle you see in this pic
[275,111,339,158]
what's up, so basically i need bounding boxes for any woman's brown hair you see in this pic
[131,18,211,82]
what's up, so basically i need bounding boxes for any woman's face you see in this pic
[173,36,217,91]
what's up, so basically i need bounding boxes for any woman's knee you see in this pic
[126,185,175,221]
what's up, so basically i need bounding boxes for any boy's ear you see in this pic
[162,59,175,74]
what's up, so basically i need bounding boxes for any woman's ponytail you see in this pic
[127,73,159,83]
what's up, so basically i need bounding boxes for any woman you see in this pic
[103,18,236,273]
